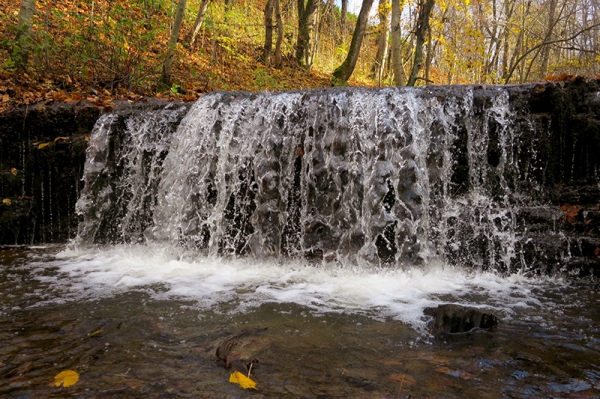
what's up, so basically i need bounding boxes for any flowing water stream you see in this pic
[1,246,599,398]
[1,87,599,397]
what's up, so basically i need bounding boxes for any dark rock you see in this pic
[1,81,600,278]
[424,304,498,335]
[0,101,100,244]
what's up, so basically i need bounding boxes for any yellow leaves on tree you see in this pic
[53,370,79,387]
[229,371,257,390]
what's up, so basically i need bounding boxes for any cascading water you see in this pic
[75,87,546,273]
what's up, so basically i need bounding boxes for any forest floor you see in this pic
[0,0,371,114]
[0,66,336,114]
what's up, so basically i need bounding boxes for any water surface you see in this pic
[1,246,599,398]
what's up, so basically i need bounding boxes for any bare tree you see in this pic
[341,0,348,34]
[296,0,319,69]
[391,0,406,85]
[264,0,275,64]
[371,0,391,84]
[332,0,376,84]
[14,0,36,71]
[274,0,284,68]
[538,0,558,77]
[162,0,187,86]
[186,0,210,48]
[407,0,435,86]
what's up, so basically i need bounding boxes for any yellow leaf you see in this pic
[2,198,11,206]
[229,371,257,390]
[54,370,79,387]
[38,142,51,149]
[11,168,18,176]
[54,136,69,142]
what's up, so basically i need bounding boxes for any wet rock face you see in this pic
[74,102,190,245]
[0,102,99,244]
[1,81,600,277]
[424,304,499,335]
[0,100,188,245]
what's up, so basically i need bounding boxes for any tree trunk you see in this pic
[504,0,531,83]
[391,0,406,86]
[274,0,283,68]
[162,0,187,86]
[296,0,319,69]
[185,0,210,47]
[341,0,348,34]
[539,0,557,78]
[425,25,432,84]
[264,0,274,65]
[371,0,391,84]
[407,0,435,86]
[332,0,376,84]
[14,0,36,71]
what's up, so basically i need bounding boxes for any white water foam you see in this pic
[35,245,563,332]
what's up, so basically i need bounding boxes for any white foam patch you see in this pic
[43,245,563,331]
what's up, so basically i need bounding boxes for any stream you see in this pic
[2,246,599,398]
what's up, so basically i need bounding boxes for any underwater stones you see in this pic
[424,304,499,336]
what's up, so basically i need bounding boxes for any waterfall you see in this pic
[75,87,546,273]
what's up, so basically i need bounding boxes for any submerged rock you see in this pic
[424,304,498,335]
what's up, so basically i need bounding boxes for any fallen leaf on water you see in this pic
[54,136,69,142]
[11,168,17,176]
[561,205,582,224]
[38,142,51,149]
[2,198,11,206]
[229,371,257,390]
[54,370,79,387]
[595,247,600,257]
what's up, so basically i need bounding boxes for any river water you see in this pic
[1,245,599,398]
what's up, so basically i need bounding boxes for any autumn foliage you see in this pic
[0,0,338,113]
[1,0,599,114]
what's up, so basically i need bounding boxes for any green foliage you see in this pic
[253,68,286,90]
